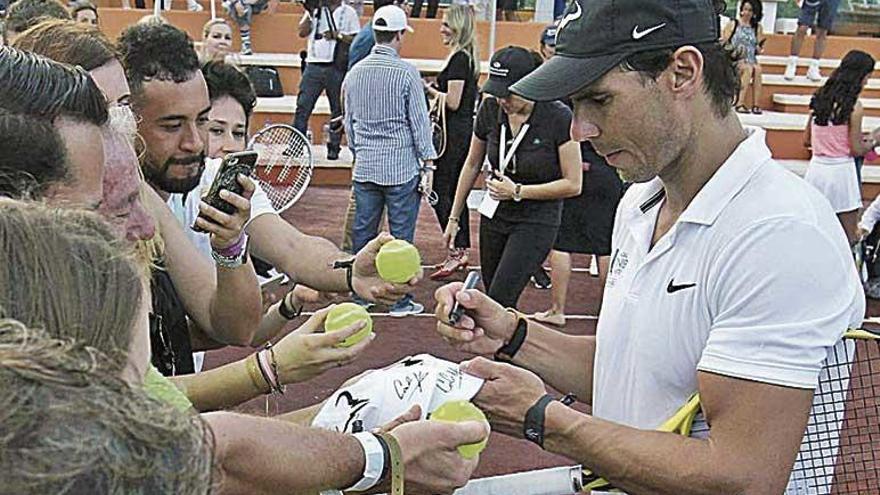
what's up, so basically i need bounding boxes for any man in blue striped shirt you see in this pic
[343,4,436,316]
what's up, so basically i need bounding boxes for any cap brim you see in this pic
[510,52,627,102]
[481,78,510,98]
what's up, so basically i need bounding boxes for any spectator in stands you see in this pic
[784,0,842,81]
[723,0,764,114]
[443,46,581,309]
[226,0,278,55]
[344,5,436,316]
[199,18,233,62]
[0,320,215,494]
[424,4,479,279]
[70,0,98,25]
[804,49,877,246]
[120,23,420,324]
[410,0,438,19]
[532,28,623,326]
[0,199,486,495]
[295,0,359,160]
[3,0,69,43]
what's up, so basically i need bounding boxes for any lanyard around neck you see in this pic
[499,121,530,176]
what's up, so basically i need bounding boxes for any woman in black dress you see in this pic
[444,46,582,308]
[424,4,479,279]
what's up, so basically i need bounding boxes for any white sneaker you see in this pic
[188,1,204,10]
[806,62,823,82]
[783,56,798,80]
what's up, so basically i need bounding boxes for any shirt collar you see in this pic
[372,44,399,57]
[676,126,771,226]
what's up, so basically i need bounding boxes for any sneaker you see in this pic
[327,148,340,161]
[806,62,822,82]
[351,295,375,310]
[389,298,424,317]
[783,56,797,81]
[187,1,204,11]
[531,267,552,290]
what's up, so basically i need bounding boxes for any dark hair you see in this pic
[374,29,402,44]
[12,19,117,72]
[117,21,200,98]
[5,0,70,35]
[202,60,256,120]
[739,0,763,30]
[0,111,69,197]
[71,0,98,18]
[621,42,739,118]
[0,46,109,126]
[810,50,876,126]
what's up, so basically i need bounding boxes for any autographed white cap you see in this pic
[372,5,414,32]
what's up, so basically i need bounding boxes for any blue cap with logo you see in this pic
[511,0,721,102]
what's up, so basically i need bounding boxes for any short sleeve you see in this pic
[248,182,278,223]
[550,103,573,147]
[445,51,472,82]
[473,97,497,141]
[698,218,865,389]
[342,6,360,34]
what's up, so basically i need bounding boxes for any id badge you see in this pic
[478,193,499,219]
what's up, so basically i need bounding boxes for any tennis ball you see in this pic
[324,303,373,348]
[375,239,421,284]
[430,400,489,459]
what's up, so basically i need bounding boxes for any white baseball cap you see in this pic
[372,5,414,32]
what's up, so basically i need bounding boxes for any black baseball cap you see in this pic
[481,46,538,98]
[511,0,721,102]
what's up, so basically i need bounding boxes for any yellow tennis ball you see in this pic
[324,303,373,348]
[430,400,489,459]
[375,239,421,284]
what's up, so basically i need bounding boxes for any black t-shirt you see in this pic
[436,50,478,132]
[150,267,194,376]
[473,97,572,226]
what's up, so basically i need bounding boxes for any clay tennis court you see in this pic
[206,185,880,483]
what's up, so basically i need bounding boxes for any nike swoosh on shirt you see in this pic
[666,279,696,293]
[557,0,582,34]
[632,23,667,40]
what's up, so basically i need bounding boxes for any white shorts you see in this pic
[804,156,861,213]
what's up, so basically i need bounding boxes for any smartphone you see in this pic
[193,150,258,232]
[448,270,481,325]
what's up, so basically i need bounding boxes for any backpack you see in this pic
[245,65,284,98]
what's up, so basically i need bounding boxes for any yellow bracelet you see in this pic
[378,433,405,495]
[246,353,271,394]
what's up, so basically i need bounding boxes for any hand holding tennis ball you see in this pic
[375,239,422,284]
[324,302,373,348]
[430,400,490,459]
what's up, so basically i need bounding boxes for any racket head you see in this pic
[247,124,314,212]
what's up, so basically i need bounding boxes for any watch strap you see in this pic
[523,394,554,448]
[345,432,386,492]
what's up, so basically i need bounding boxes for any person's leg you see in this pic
[751,63,763,112]
[410,0,423,17]
[813,0,839,60]
[736,62,752,112]
[478,218,508,297]
[227,0,254,55]
[293,65,326,138]
[534,249,571,326]
[351,181,385,256]
[596,254,610,309]
[839,210,860,247]
[384,174,423,313]
[426,0,439,18]
[325,67,345,158]
[786,22,811,79]
[812,27,828,60]
[341,186,357,253]
[487,223,557,309]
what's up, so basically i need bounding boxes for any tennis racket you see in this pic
[453,328,880,495]
[247,124,314,213]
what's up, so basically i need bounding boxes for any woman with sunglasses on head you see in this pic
[444,46,582,308]
[424,4,479,279]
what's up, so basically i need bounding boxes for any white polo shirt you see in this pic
[593,128,864,487]
[166,157,277,262]
[306,4,360,64]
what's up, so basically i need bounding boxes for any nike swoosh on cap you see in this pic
[557,0,582,34]
[632,22,667,40]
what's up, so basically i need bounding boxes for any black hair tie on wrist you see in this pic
[332,258,356,294]
[494,316,528,362]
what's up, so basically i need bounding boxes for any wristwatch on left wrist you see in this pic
[513,183,523,202]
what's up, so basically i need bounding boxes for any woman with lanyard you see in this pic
[424,4,480,279]
[443,46,581,308]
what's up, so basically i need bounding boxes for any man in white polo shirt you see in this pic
[432,0,866,493]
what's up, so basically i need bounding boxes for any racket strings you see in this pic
[250,125,314,212]
[791,336,880,494]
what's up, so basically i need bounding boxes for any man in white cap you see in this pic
[343,5,436,317]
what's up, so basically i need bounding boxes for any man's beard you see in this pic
[143,153,205,194]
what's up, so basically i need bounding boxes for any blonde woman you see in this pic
[424,4,480,279]
[200,18,234,63]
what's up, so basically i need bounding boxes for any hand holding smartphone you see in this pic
[448,270,481,325]
[192,150,258,233]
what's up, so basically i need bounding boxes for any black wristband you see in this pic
[494,315,528,362]
[278,288,303,320]
[332,258,356,294]
[374,432,392,482]
[523,394,554,448]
